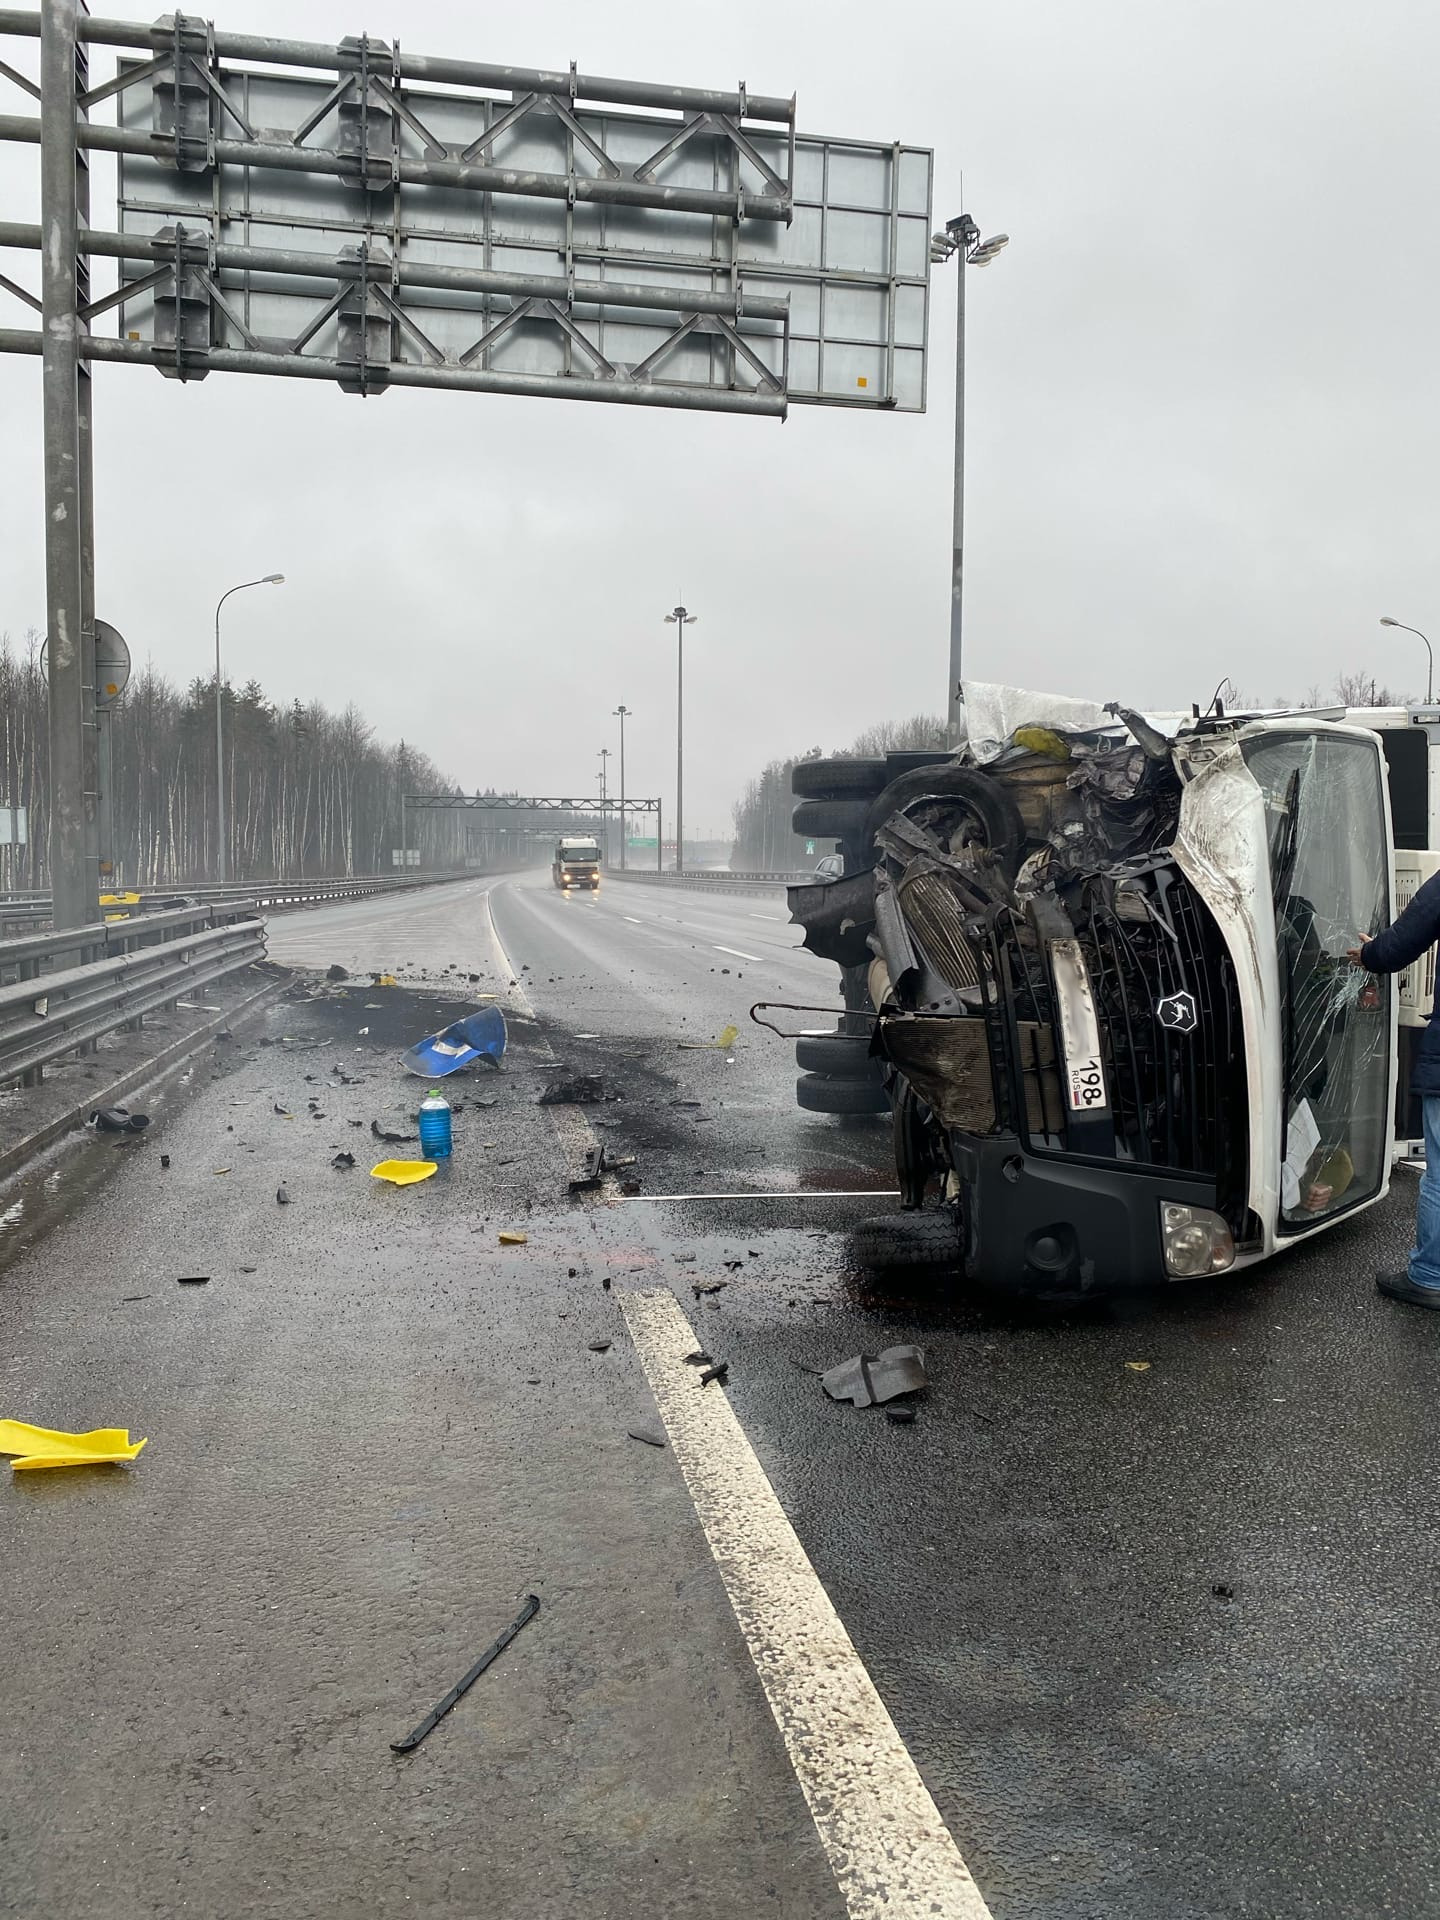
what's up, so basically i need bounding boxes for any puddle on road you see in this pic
[0,1133,152,1279]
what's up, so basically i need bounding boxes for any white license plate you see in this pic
[1067,1055,1107,1111]
[1050,939,1109,1114]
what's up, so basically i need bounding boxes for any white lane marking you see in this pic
[623,915,644,925]
[713,944,764,962]
[622,1190,900,1202]
[748,913,787,922]
[620,1289,993,1920]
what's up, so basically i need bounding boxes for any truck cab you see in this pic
[553,836,602,890]
[788,691,1398,1296]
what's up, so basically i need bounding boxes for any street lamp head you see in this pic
[1380,616,1400,627]
[263,573,285,585]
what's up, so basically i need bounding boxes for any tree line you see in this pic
[0,626,479,889]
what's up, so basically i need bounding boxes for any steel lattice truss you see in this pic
[0,9,933,414]
[405,795,660,814]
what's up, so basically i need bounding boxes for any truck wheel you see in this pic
[796,1072,889,1114]
[851,1209,963,1270]
[791,757,889,799]
[795,1032,880,1079]
[792,798,870,841]
[863,764,1025,878]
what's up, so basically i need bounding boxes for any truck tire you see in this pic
[796,1072,889,1114]
[864,764,1025,878]
[795,1032,880,1079]
[791,757,889,800]
[851,1208,963,1270]
[792,798,870,841]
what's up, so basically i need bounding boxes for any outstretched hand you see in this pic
[1346,933,1374,965]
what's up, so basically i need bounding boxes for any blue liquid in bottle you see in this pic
[418,1088,452,1159]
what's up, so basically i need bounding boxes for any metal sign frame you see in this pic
[403,793,664,871]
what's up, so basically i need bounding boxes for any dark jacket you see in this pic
[1363,869,1440,1096]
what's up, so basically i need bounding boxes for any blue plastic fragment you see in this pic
[402,1006,508,1077]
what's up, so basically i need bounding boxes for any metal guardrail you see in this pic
[606,868,807,896]
[0,902,267,1089]
[0,870,467,933]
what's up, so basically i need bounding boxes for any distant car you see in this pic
[809,853,844,881]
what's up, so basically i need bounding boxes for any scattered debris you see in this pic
[371,1160,437,1187]
[403,1007,507,1078]
[678,1023,740,1052]
[820,1345,928,1409]
[538,1073,609,1106]
[1211,1582,1235,1601]
[723,1259,743,1271]
[159,1154,171,1170]
[669,1099,702,1109]
[0,1419,147,1470]
[213,1166,233,1175]
[120,1294,151,1303]
[619,1178,642,1196]
[674,1253,697,1263]
[610,1154,637,1170]
[276,1185,290,1205]
[274,1104,293,1117]
[588,1339,613,1354]
[331,1152,356,1170]
[176,1000,222,1011]
[88,1107,149,1134]
[240,1265,257,1274]
[884,1404,917,1425]
[569,1145,607,1192]
[1125,1360,1152,1373]
[389,1594,541,1754]
[601,1276,612,1292]
[627,1424,666,1449]
[372,1120,418,1144]
[692,1280,727,1297]
[683,1350,714,1367]
[790,1358,826,1378]
[499,1231,529,1245]
[698,1361,729,1387]
[177,1275,210,1286]
[327,964,350,981]
[374,973,398,987]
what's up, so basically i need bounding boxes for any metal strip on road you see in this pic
[620,1287,994,1920]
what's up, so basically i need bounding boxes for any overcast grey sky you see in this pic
[2,0,1436,834]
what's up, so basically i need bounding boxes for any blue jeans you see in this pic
[1411,1097,1440,1288]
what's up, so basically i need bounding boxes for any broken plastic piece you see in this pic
[884,1403,917,1425]
[276,1185,290,1205]
[679,1023,740,1052]
[371,1160,438,1186]
[331,1152,356,1170]
[627,1424,666,1448]
[89,1106,149,1133]
[390,1593,540,1754]
[498,1230,528,1245]
[683,1350,714,1367]
[569,1145,608,1191]
[403,1007,507,1078]
[177,1275,209,1286]
[0,1419,148,1470]
[588,1339,612,1354]
[327,964,349,981]
[372,1120,418,1143]
[820,1344,928,1408]
[698,1361,729,1387]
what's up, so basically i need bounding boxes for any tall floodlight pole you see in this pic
[664,606,697,872]
[613,704,631,869]
[1380,617,1434,704]
[931,216,1009,739]
[214,574,285,884]
[39,0,91,929]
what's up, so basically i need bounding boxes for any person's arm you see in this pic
[1352,869,1440,975]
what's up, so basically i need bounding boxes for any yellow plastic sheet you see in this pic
[370,1159,437,1186]
[0,1420,148,1470]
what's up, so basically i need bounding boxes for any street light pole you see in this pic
[613,704,630,869]
[932,216,1009,739]
[663,605,697,872]
[1380,616,1434,704]
[214,573,285,885]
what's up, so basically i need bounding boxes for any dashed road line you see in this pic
[620,1288,994,1920]
[713,944,764,962]
[623,915,644,924]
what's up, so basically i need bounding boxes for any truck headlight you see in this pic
[1160,1202,1234,1277]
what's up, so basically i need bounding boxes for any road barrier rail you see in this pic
[0,870,468,933]
[0,901,267,1089]
[606,868,807,895]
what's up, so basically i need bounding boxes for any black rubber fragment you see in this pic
[389,1594,541,1754]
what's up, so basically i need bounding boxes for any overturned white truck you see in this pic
[787,685,1403,1295]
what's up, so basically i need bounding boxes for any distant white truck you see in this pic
[552,835,602,890]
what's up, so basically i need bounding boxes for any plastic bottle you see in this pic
[418,1088,452,1160]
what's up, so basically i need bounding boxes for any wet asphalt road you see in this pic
[4,866,1438,1919]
